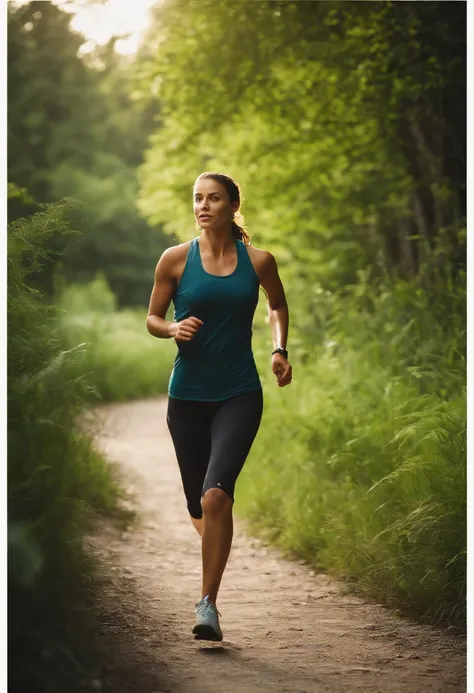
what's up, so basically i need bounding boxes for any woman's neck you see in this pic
[199,227,235,257]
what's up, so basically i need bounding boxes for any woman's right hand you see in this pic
[169,316,203,342]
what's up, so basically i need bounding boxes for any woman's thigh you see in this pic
[166,397,214,519]
[203,389,264,501]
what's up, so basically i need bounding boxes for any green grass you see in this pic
[236,273,466,628]
[58,275,176,402]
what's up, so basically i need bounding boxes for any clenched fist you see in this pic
[272,352,293,387]
[169,316,203,343]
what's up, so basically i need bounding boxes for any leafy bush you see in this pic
[8,201,128,692]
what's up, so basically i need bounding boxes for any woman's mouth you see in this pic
[199,215,211,221]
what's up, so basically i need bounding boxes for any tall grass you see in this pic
[58,275,176,402]
[8,201,129,692]
[237,249,466,628]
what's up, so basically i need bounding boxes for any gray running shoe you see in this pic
[192,595,223,641]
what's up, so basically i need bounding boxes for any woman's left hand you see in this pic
[272,353,293,387]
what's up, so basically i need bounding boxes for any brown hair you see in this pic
[195,172,251,245]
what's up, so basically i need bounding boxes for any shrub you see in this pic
[8,201,128,692]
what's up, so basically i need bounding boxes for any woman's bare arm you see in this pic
[146,247,203,342]
[146,248,178,338]
[258,251,292,387]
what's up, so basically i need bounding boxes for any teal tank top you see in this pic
[168,237,262,401]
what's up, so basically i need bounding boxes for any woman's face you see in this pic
[193,178,239,230]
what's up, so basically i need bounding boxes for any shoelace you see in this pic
[196,599,221,618]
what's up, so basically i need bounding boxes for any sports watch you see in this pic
[272,347,288,360]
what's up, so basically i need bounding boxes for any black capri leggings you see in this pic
[166,389,263,519]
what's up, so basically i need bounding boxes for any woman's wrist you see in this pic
[272,347,288,360]
[147,315,177,339]
[167,321,178,338]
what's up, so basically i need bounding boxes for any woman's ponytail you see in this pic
[231,220,251,245]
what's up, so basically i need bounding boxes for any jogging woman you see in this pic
[146,172,292,641]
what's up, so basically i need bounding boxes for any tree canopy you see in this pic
[8,0,465,300]
[136,0,465,289]
[8,1,170,306]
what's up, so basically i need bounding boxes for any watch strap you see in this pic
[272,347,288,360]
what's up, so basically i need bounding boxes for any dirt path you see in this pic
[88,398,466,693]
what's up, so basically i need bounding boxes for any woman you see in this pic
[146,172,292,641]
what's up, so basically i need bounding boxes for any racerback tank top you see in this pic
[168,237,262,401]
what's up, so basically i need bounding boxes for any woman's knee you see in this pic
[201,487,232,517]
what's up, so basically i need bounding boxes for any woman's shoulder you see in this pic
[246,244,275,267]
[159,239,193,266]
[162,239,193,260]
[245,244,276,281]
[155,240,194,280]
[246,244,273,259]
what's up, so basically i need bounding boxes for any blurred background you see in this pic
[7,1,466,690]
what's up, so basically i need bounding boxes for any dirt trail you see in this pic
[88,398,465,693]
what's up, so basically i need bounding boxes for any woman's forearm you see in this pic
[268,303,289,349]
[146,314,178,339]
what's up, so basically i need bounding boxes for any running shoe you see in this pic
[192,595,223,641]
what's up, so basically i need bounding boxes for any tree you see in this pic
[8,1,97,204]
[8,1,171,306]
[135,0,465,289]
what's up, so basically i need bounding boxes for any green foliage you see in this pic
[137,0,465,286]
[8,202,128,692]
[58,276,176,402]
[7,1,94,202]
[8,1,171,306]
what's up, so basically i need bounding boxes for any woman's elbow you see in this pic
[146,314,155,335]
[268,300,288,313]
